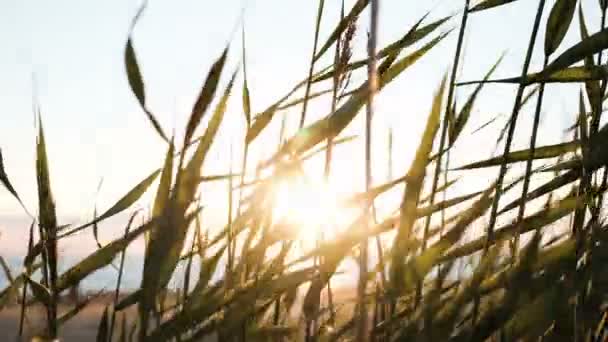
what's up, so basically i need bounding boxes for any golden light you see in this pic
[271,175,359,247]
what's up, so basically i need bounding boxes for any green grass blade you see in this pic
[242,26,251,126]
[542,27,608,76]
[0,148,25,209]
[24,275,51,307]
[578,3,602,108]
[184,47,229,146]
[455,140,579,170]
[56,219,155,292]
[469,0,520,13]
[152,139,175,218]
[125,39,168,142]
[441,195,581,262]
[276,33,449,161]
[61,168,161,238]
[544,0,577,56]
[390,75,447,295]
[449,53,504,145]
[403,185,494,289]
[458,65,608,85]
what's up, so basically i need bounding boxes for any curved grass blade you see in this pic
[147,267,316,341]
[275,32,449,161]
[276,89,333,110]
[343,175,408,206]
[139,73,236,332]
[124,2,167,142]
[125,39,168,142]
[449,53,504,145]
[184,47,229,146]
[455,140,579,170]
[246,104,279,144]
[441,195,581,262]
[199,173,241,183]
[0,255,13,285]
[578,4,602,107]
[24,275,51,307]
[544,0,577,56]
[498,169,580,213]
[0,265,40,310]
[153,138,174,219]
[458,65,608,86]
[60,168,161,238]
[0,148,26,210]
[431,244,501,340]
[469,0,520,13]
[35,115,59,337]
[416,189,483,218]
[56,219,155,292]
[390,75,447,295]
[542,27,608,77]
[402,185,495,290]
[242,26,251,126]
[420,178,459,203]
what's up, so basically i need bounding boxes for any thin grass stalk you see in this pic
[323,0,344,181]
[37,222,52,336]
[376,128,393,342]
[235,26,251,285]
[299,0,326,129]
[182,223,197,305]
[272,114,288,337]
[109,215,136,342]
[320,0,347,331]
[482,0,546,253]
[358,1,379,341]
[417,0,470,307]
[588,3,608,245]
[435,149,450,284]
[227,143,235,290]
[595,8,608,201]
[371,282,380,342]
[589,8,608,336]
[591,7,607,136]
[17,221,35,340]
[572,7,608,340]
[511,55,549,259]
[472,0,546,329]
[572,106,593,342]
[175,231,196,342]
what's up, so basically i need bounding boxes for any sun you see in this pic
[271,175,359,247]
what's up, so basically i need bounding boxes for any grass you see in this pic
[3,0,608,340]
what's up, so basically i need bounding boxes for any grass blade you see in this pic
[544,0,577,56]
[184,48,229,145]
[390,75,447,295]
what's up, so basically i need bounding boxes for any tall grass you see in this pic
[4,0,608,341]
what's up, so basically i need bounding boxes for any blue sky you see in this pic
[0,0,603,258]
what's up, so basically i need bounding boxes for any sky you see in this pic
[0,0,604,264]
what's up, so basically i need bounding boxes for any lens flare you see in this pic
[271,176,357,246]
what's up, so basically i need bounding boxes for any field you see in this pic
[3,0,608,340]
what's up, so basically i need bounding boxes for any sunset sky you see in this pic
[0,0,601,260]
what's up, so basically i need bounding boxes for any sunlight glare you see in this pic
[272,176,358,246]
